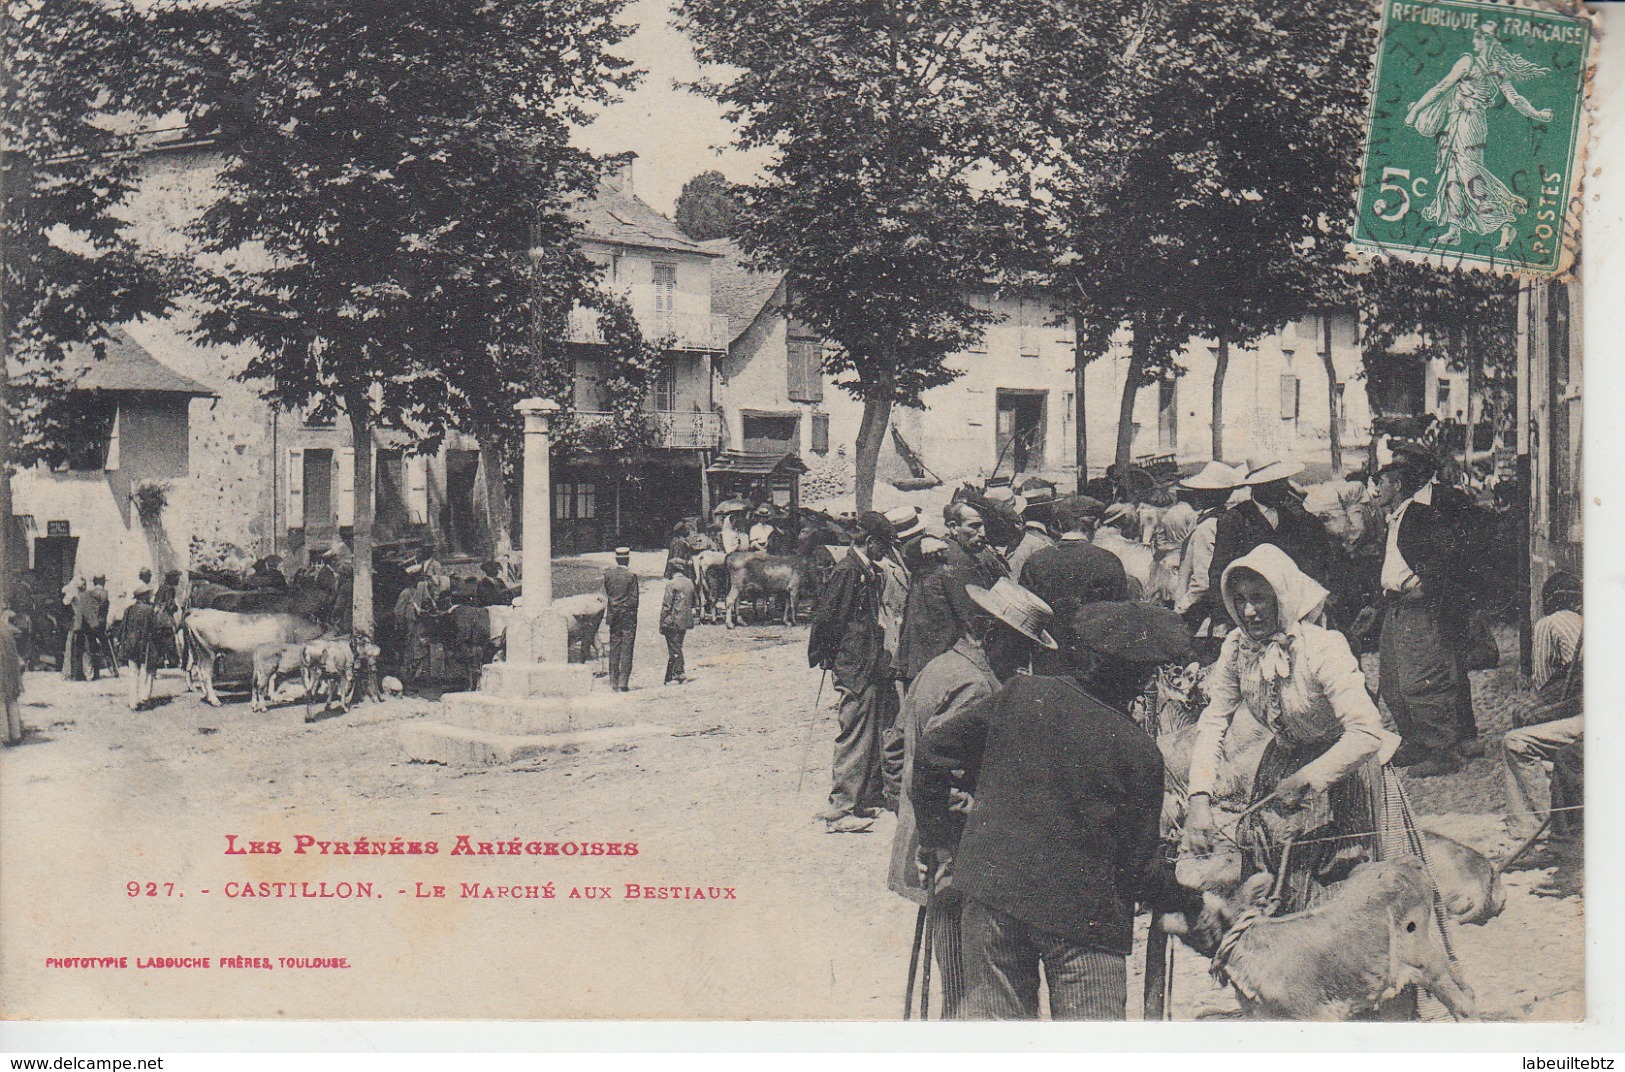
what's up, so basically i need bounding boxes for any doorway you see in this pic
[303,449,334,531]
[995,390,1046,474]
[442,449,482,555]
[33,536,78,599]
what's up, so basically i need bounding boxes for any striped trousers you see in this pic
[960,899,1127,1020]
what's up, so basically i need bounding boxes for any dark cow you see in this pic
[1161,857,1475,1021]
[724,551,806,629]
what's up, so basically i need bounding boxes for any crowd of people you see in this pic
[789,443,1581,1020]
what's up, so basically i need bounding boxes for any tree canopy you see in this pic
[168,0,640,626]
[675,0,1018,510]
[674,170,741,241]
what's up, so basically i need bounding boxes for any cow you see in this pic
[482,594,605,665]
[187,581,332,622]
[1160,856,1476,1021]
[693,550,728,623]
[183,609,326,706]
[723,551,806,629]
[302,636,357,718]
[250,643,307,712]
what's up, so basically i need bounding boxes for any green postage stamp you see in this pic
[1353,0,1593,276]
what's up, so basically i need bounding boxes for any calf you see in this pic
[302,637,356,718]
[693,550,728,623]
[1162,856,1475,1021]
[724,551,806,629]
[1419,828,1506,925]
[250,643,306,712]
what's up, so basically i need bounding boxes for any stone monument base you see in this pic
[399,655,649,767]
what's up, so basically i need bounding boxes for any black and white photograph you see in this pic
[0,0,1611,1037]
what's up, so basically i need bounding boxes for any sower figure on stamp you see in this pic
[890,577,1054,1019]
[808,511,897,833]
[913,601,1190,1020]
[603,547,640,693]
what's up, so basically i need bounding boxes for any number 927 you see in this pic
[127,881,177,897]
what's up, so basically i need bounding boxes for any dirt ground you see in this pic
[0,574,1583,1022]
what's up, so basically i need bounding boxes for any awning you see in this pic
[705,450,809,477]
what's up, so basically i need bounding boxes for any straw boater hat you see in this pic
[1241,458,1305,486]
[614,546,631,560]
[967,578,1058,650]
[883,505,926,542]
[1179,461,1241,491]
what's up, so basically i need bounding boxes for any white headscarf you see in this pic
[1220,545,1328,701]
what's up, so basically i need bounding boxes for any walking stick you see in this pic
[1143,915,1169,1021]
[920,877,936,1020]
[794,668,829,793]
[903,904,926,1021]
[1494,815,1553,878]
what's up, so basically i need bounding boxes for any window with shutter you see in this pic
[104,406,121,471]
[810,413,830,454]
[1279,375,1301,421]
[653,264,676,335]
[338,448,356,526]
[1019,297,1040,357]
[788,338,823,402]
[287,448,304,528]
[406,455,429,524]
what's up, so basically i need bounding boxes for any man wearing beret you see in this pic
[913,601,1190,1019]
[809,511,898,831]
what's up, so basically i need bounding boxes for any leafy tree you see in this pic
[169,0,637,631]
[1,0,191,604]
[1002,0,1375,474]
[676,0,1016,511]
[674,170,740,241]
[1358,258,1520,469]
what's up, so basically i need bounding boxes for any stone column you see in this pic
[517,398,559,608]
[507,397,567,665]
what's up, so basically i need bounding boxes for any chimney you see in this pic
[602,151,637,197]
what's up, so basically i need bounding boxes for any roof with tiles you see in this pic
[703,238,785,344]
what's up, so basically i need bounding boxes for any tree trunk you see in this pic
[0,152,13,611]
[1464,344,1480,477]
[1072,317,1089,488]
[853,394,894,514]
[1115,319,1149,473]
[348,404,375,637]
[1322,316,1343,476]
[1210,333,1229,461]
[478,439,513,561]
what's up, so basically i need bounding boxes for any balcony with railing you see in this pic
[568,409,724,451]
[567,305,729,353]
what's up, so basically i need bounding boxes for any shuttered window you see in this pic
[406,455,429,524]
[287,448,304,528]
[810,412,830,454]
[1280,375,1301,420]
[338,447,356,526]
[653,263,676,335]
[787,336,823,403]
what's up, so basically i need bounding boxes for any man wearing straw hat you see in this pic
[913,600,1190,1020]
[889,577,1055,1018]
[1172,461,1242,660]
[1208,459,1333,629]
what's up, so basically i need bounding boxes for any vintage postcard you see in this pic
[0,0,1602,1031]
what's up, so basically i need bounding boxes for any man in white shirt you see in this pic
[1502,572,1583,843]
[1372,445,1474,777]
[748,506,777,551]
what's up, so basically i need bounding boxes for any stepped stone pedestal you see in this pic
[399,398,647,767]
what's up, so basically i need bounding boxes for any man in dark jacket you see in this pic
[659,570,697,685]
[1374,445,1477,775]
[1018,496,1127,674]
[913,601,1191,1020]
[808,512,896,831]
[896,502,1006,680]
[1208,460,1332,628]
[602,548,640,692]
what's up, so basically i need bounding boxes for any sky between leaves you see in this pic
[571,0,764,214]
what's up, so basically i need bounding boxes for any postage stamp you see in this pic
[1352,0,1593,276]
